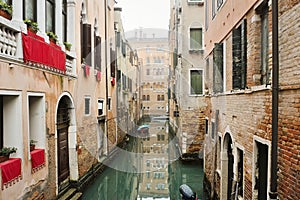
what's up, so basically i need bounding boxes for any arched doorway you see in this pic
[222,133,234,200]
[57,96,71,185]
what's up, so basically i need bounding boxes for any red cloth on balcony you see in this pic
[0,158,22,190]
[22,31,66,73]
[96,70,101,81]
[30,149,45,173]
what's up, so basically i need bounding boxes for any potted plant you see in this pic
[30,140,37,151]
[63,41,72,51]
[0,147,17,162]
[0,1,12,20]
[24,19,39,33]
[46,31,58,44]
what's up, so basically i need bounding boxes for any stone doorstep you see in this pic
[70,192,83,200]
[58,188,77,200]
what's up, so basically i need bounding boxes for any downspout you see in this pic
[269,0,278,199]
[104,0,109,155]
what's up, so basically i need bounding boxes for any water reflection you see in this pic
[82,122,204,200]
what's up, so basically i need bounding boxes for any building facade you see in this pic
[203,0,300,199]
[169,0,207,159]
[127,28,169,119]
[0,0,138,199]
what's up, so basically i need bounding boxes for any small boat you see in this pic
[179,184,198,200]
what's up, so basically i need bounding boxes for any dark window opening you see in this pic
[94,34,102,71]
[84,97,90,115]
[62,0,67,43]
[232,19,247,89]
[213,43,223,93]
[254,142,268,200]
[46,0,55,33]
[81,23,92,65]
[23,0,37,21]
[237,148,244,197]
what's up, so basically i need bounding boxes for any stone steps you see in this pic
[58,188,82,200]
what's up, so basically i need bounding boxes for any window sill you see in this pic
[189,49,204,54]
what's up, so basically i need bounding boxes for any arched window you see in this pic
[142,95,146,101]
[157,95,160,101]
[161,95,164,101]
[147,95,150,101]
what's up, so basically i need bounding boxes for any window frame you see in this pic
[84,96,91,116]
[46,0,55,33]
[189,69,204,96]
[97,99,104,116]
[189,27,203,50]
[23,0,37,22]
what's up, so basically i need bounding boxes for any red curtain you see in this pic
[0,158,22,190]
[30,149,45,173]
[22,31,66,73]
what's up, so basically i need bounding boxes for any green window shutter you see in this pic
[190,70,203,95]
[241,19,247,89]
[190,28,202,49]
[232,26,242,89]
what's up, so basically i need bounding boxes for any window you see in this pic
[97,99,103,116]
[62,0,67,42]
[237,148,244,198]
[190,70,203,95]
[108,97,111,111]
[211,121,215,139]
[147,95,150,101]
[213,43,224,93]
[212,0,216,18]
[258,3,269,85]
[85,97,91,115]
[205,118,208,135]
[142,95,146,101]
[161,95,164,101]
[254,140,269,200]
[46,0,55,33]
[232,20,247,89]
[190,28,203,50]
[217,0,223,10]
[146,69,150,75]
[157,95,160,101]
[23,0,37,21]
[94,25,102,71]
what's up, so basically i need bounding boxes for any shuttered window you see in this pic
[94,35,101,71]
[81,23,92,65]
[110,48,116,77]
[190,70,203,95]
[232,19,247,89]
[213,43,224,93]
[190,28,202,50]
[260,4,269,85]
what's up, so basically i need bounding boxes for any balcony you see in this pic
[0,18,76,76]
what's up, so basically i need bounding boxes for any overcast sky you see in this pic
[116,0,170,32]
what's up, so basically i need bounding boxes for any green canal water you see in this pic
[82,123,205,200]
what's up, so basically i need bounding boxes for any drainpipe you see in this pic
[269,0,278,199]
[104,0,109,155]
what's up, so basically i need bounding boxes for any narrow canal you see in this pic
[82,122,205,200]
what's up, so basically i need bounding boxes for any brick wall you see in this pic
[277,2,300,199]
